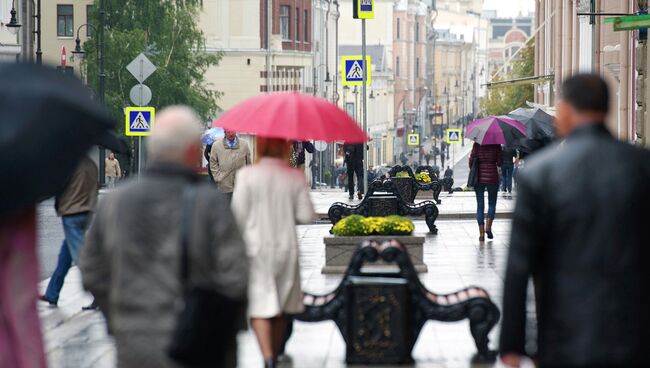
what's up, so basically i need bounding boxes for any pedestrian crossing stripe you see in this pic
[125,106,155,136]
[446,129,462,144]
[341,56,372,86]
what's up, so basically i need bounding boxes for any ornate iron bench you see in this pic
[328,179,439,234]
[387,165,443,204]
[285,239,500,364]
[415,165,454,195]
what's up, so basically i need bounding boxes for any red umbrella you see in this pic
[212,92,368,142]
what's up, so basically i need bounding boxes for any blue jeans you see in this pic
[44,213,89,303]
[501,166,513,192]
[475,184,498,225]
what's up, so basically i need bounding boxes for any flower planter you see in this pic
[322,235,427,274]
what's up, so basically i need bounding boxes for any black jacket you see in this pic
[344,143,364,167]
[500,124,650,367]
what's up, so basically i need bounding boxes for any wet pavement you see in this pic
[38,219,516,368]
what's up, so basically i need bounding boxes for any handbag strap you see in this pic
[179,185,198,287]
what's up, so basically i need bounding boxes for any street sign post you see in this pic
[407,134,420,146]
[353,0,375,19]
[341,56,372,86]
[129,84,152,107]
[446,129,462,144]
[126,53,157,176]
[127,53,156,83]
[314,140,327,152]
[125,107,155,137]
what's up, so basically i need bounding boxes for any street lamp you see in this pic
[5,0,21,33]
[72,18,107,186]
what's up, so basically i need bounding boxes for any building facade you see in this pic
[337,0,397,165]
[533,0,647,145]
[0,0,22,62]
[393,0,429,162]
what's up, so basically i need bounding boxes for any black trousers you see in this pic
[347,163,364,196]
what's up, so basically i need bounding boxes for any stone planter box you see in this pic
[322,235,427,274]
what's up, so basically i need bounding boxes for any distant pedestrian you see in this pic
[500,74,650,368]
[440,150,446,168]
[501,146,516,195]
[210,129,251,196]
[399,152,408,166]
[40,156,97,307]
[289,141,315,171]
[469,142,502,242]
[105,151,121,189]
[232,137,315,368]
[443,166,454,194]
[444,165,453,179]
[425,153,432,166]
[81,106,248,368]
[309,157,319,189]
[344,143,364,200]
[203,143,215,182]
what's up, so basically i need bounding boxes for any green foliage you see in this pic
[82,0,222,136]
[481,40,534,116]
[332,215,415,236]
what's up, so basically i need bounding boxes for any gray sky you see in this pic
[483,0,535,17]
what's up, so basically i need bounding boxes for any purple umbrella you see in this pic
[465,116,527,146]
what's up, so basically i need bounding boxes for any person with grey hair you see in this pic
[80,106,249,368]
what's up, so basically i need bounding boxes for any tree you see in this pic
[83,0,222,134]
[481,40,534,116]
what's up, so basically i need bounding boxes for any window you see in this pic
[416,58,420,77]
[396,18,400,39]
[280,5,290,41]
[415,22,419,42]
[296,8,300,41]
[396,57,400,77]
[304,10,308,42]
[86,5,93,37]
[57,5,74,37]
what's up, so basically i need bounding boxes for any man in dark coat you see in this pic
[500,74,650,368]
[343,143,364,200]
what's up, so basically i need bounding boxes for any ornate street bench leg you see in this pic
[467,300,500,361]
[433,182,442,204]
[423,203,439,234]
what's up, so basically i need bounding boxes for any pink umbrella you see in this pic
[465,116,527,146]
[212,92,368,143]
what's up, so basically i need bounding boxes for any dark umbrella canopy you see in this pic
[0,63,124,216]
[508,107,555,140]
[508,107,555,157]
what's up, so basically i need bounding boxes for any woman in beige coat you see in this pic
[231,137,315,368]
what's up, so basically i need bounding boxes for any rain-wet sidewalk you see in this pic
[40,219,513,368]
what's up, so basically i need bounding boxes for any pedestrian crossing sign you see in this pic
[407,134,420,146]
[353,0,375,19]
[342,56,371,86]
[446,129,462,144]
[125,106,155,136]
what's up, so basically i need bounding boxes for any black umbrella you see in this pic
[508,107,555,140]
[508,108,555,157]
[0,63,125,216]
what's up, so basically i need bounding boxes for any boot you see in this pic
[264,359,276,368]
[479,224,485,242]
[486,218,494,239]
